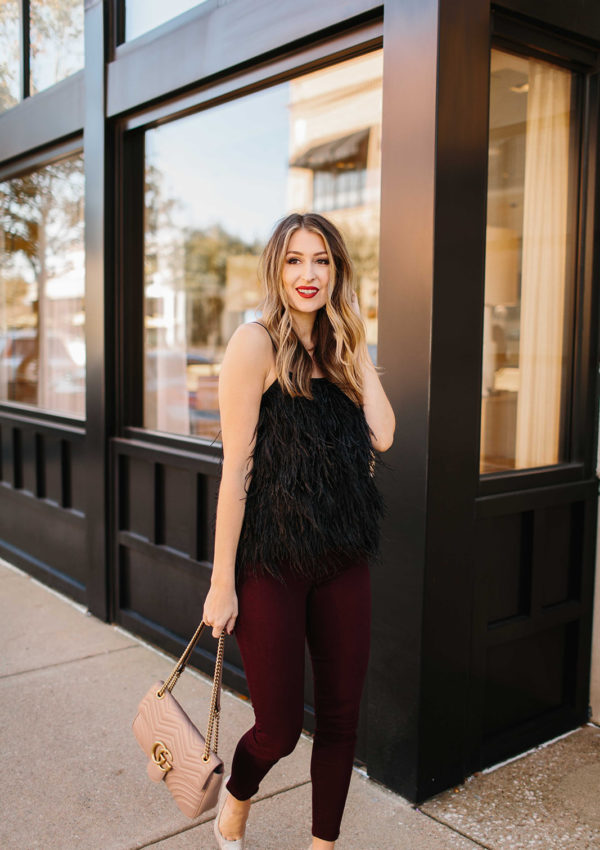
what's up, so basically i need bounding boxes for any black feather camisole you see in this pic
[223,321,387,586]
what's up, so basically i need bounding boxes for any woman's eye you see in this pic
[317,259,330,264]
[286,257,299,264]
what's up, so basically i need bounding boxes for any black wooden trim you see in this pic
[475,477,597,516]
[492,1,600,52]
[0,409,85,436]
[479,19,600,493]
[366,0,447,803]
[20,0,30,100]
[479,463,589,496]
[576,71,600,475]
[0,481,85,523]
[481,704,582,768]
[0,538,86,600]
[0,71,84,164]
[122,427,224,460]
[117,529,212,573]
[111,0,124,56]
[107,0,382,117]
[117,131,144,431]
[119,19,383,130]
[415,0,492,802]
[0,134,82,182]
[112,437,221,477]
[491,5,600,70]
[83,0,110,620]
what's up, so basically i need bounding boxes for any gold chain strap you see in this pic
[156,621,227,761]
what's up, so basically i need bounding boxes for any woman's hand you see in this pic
[203,580,238,638]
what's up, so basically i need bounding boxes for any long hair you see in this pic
[256,212,380,406]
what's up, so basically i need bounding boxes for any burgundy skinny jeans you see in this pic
[225,552,371,842]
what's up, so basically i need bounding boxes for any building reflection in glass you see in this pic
[0,153,86,417]
[143,50,383,441]
[30,0,84,95]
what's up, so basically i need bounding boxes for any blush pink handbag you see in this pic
[132,621,227,819]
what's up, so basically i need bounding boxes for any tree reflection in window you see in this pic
[0,0,21,111]
[30,0,84,95]
[0,154,85,416]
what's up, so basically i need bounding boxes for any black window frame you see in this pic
[113,18,384,455]
[0,135,85,427]
[478,10,600,497]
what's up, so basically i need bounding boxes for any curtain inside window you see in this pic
[515,60,572,468]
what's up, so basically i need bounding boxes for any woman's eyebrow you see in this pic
[286,250,328,256]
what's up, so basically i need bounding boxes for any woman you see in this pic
[204,212,395,850]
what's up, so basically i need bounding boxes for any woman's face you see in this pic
[281,228,330,316]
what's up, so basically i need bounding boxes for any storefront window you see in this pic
[0,1,21,112]
[124,0,209,41]
[480,49,576,474]
[0,153,85,417]
[30,0,84,95]
[143,50,383,441]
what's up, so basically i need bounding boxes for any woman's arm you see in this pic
[202,323,272,637]
[351,292,396,452]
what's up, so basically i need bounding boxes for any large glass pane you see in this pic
[30,0,84,95]
[143,50,383,440]
[125,0,209,41]
[0,154,85,417]
[480,49,576,474]
[0,0,21,112]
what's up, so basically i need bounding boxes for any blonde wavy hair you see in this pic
[256,212,381,406]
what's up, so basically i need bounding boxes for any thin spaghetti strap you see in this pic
[250,320,277,353]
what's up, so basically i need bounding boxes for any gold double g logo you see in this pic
[151,741,173,773]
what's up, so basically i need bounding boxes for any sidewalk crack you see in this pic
[415,807,495,849]
[0,643,138,681]
[132,782,312,849]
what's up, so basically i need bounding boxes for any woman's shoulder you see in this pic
[225,322,276,364]
[220,323,274,394]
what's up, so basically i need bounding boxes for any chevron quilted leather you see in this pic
[132,679,224,819]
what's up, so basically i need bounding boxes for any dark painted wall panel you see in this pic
[541,501,584,607]
[69,438,88,513]
[484,622,573,735]
[124,456,154,540]
[121,544,213,648]
[161,464,196,556]
[44,436,63,505]
[477,512,533,624]
[0,486,87,585]
[21,429,37,495]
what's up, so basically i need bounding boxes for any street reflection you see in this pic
[0,154,85,417]
[144,50,383,441]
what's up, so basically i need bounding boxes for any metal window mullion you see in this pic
[20,0,30,99]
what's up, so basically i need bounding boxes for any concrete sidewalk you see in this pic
[1,558,598,850]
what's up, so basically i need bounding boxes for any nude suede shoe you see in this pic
[213,774,246,849]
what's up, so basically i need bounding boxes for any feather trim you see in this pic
[213,379,389,586]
